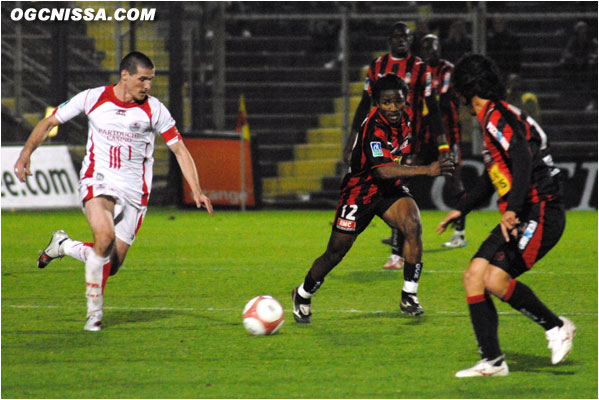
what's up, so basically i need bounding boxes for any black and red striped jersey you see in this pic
[364,53,433,136]
[339,106,414,206]
[477,100,561,214]
[428,59,461,148]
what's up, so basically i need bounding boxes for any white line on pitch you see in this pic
[6,304,597,317]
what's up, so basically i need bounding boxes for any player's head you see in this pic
[373,74,409,125]
[119,52,155,102]
[120,51,154,75]
[387,21,412,58]
[419,34,441,65]
[453,53,505,106]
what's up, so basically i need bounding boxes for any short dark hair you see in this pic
[119,51,154,75]
[372,74,409,103]
[453,53,505,102]
[387,21,410,38]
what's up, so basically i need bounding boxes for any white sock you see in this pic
[62,239,92,263]
[403,281,419,294]
[298,283,312,299]
[454,229,465,236]
[85,250,109,316]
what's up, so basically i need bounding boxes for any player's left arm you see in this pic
[500,124,531,241]
[169,141,214,215]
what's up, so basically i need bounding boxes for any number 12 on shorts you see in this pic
[340,205,358,220]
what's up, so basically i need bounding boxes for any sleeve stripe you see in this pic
[161,126,182,145]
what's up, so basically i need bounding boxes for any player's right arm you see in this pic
[14,114,62,182]
[374,158,454,179]
[344,91,372,164]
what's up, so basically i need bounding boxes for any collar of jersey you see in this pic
[107,84,148,108]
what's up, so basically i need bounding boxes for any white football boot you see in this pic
[37,230,69,268]
[443,231,467,248]
[382,254,404,270]
[546,317,576,364]
[84,311,103,331]
[455,355,509,378]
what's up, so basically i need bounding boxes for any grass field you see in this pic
[1,208,597,399]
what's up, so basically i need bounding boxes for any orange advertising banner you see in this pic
[182,136,256,207]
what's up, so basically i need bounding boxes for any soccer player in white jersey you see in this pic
[13,52,214,331]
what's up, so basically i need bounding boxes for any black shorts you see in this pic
[333,189,413,235]
[473,200,566,278]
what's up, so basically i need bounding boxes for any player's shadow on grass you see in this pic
[338,310,428,325]
[338,270,403,283]
[504,351,575,374]
[106,310,233,328]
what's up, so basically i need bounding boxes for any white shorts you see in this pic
[79,178,147,245]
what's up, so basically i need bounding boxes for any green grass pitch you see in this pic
[2,208,597,398]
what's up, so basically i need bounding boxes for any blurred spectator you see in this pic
[410,19,431,57]
[441,19,472,63]
[559,20,598,72]
[308,2,341,54]
[558,21,598,111]
[487,17,522,76]
[506,73,542,122]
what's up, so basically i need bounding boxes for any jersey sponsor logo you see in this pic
[116,109,126,116]
[336,218,356,231]
[58,100,70,109]
[489,164,511,197]
[518,220,538,250]
[370,142,383,157]
[486,121,509,150]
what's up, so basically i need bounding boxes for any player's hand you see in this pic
[14,155,32,182]
[500,210,520,242]
[428,159,454,177]
[194,192,214,215]
[436,209,462,234]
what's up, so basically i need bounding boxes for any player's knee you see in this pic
[94,233,115,255]
[462,265,481,287]
[483,272,509,298]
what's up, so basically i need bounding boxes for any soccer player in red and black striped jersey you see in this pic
[344,21,450,273]
[419,34,468,248]
[291,75,454,323]
[437,54,575,377]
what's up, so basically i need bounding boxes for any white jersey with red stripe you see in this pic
[54,85,182,207]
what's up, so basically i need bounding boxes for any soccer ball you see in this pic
[242,295,284,336]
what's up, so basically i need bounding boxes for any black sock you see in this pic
[503,280,562,330]
[302,271,323,295]
[467,294,502,360]
[403,261,422,284]
[454,216,466,231]
[391,228,405,256]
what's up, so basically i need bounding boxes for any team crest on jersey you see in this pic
[129,122,141,131]
[370,142,383,157]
